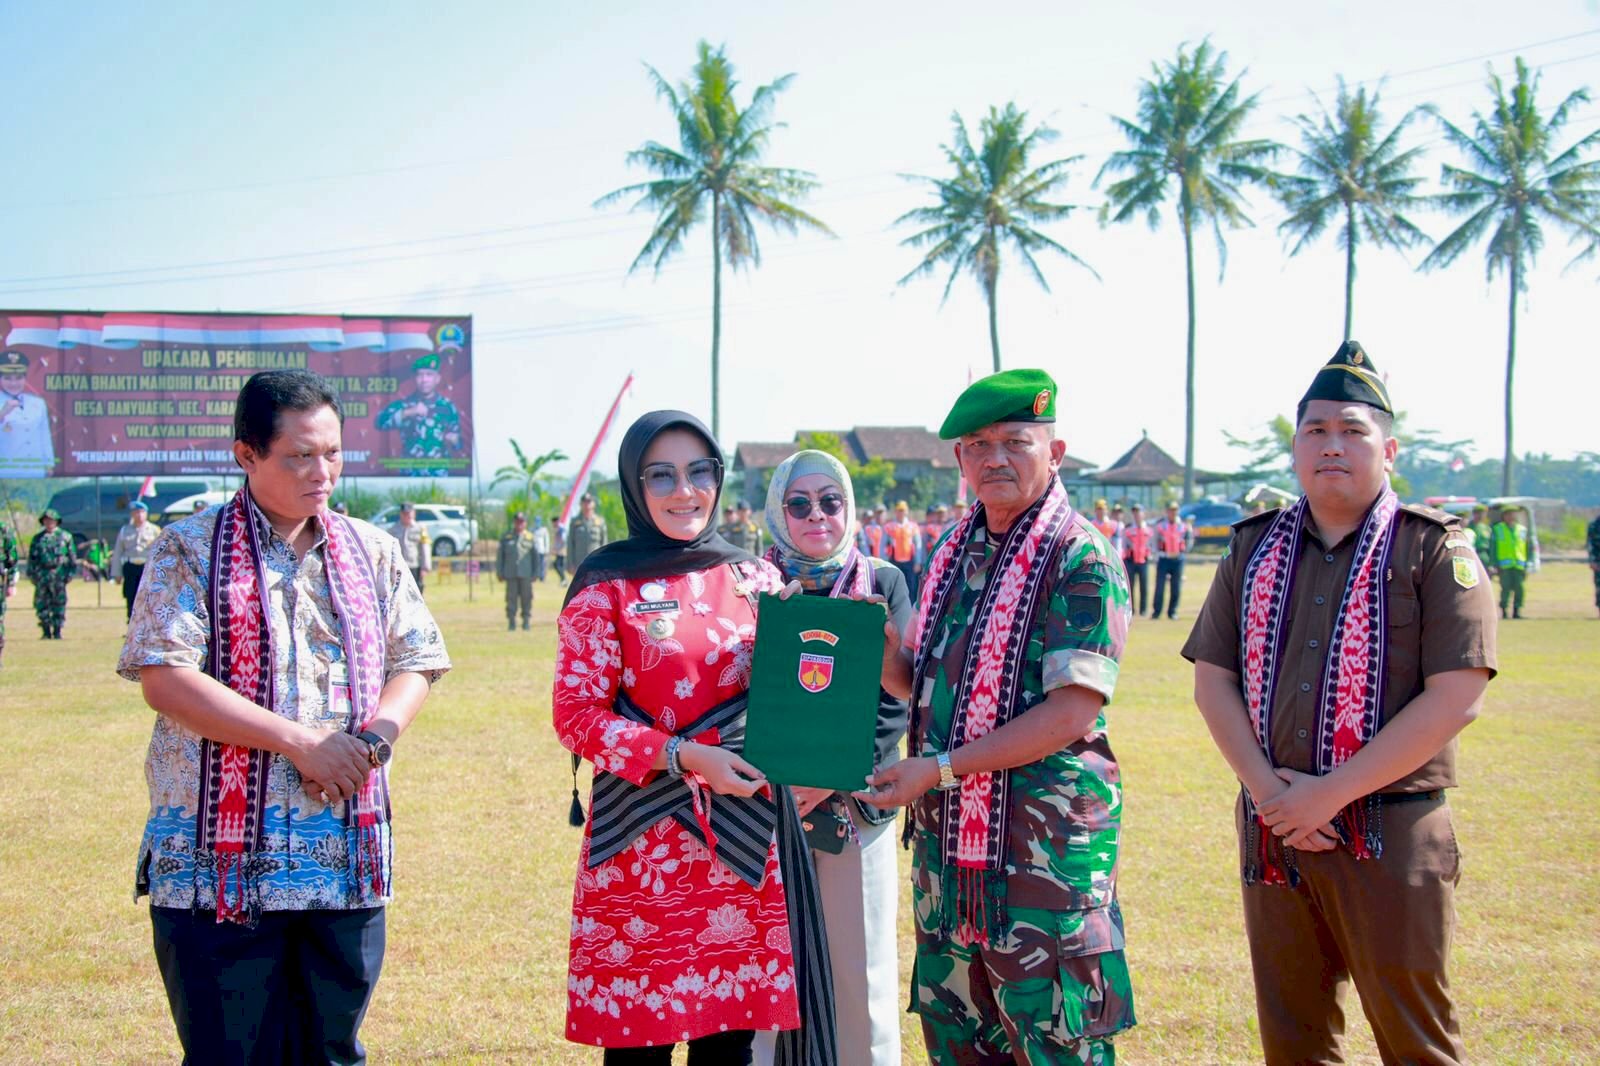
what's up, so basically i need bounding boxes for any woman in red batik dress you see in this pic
[553,410,836,1065]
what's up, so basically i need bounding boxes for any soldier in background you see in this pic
[388,503,432,595]
[374,354,462,476]
[1587,512,1600,620]
[28,508,75,639]
[724,498,764,556]
[566,493,608,570]
[1490,503,1532,619]
[0,515,17,666]
[111,500,162,621]
[549,513,568,582]
[1468,504,1494,578]
[498,512,537,631]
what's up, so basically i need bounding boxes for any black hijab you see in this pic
[563,410,757,606]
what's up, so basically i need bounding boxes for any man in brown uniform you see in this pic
[1182,340,1496,1066]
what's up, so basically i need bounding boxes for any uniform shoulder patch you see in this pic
[1399,502,1457,529]
[1452,555,1480,589]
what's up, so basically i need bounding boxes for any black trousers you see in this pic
[409,566,425,595]
[602,1030,754,1064]
[894,559,918,599]
[122,561,145,620]
[150,905,386,1066]
[1122,557,1148,615]
[1153,557,1185,618]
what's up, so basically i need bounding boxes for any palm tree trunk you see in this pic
[711,192,724,442]
[987,276,1001,373]
[1181,194,1197,503]
[1343,204,1356,341]
[1503,253,1518,496]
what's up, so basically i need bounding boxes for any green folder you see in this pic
[744,592,887,793]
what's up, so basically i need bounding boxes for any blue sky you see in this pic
[4,2,1597,483]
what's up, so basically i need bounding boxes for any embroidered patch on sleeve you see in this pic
[1452,555,1480,589]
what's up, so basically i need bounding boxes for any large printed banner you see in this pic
[0,312,472,478]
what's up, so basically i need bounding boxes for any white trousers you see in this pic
[755,803,902,1066]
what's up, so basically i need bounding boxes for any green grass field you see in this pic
[1,561,1595,1064]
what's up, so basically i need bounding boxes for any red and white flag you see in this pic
[136,475,156,499]
[559,373,634,530]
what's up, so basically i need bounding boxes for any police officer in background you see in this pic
[388,503,431,595]
[566,492,608,571]
[723,498,764,556]
[1184,341,1496,1066]
[111,500,162,621]
[498,511,537,630]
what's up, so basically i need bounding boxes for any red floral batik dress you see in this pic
[554,561,801,1049]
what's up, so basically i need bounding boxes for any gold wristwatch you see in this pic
[935,751,959,790]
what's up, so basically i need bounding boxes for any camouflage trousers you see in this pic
[33,578,67,633]
[910,888,1134,1065]
[0,593,7,661]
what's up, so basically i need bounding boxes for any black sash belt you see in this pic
[585,691,777,888]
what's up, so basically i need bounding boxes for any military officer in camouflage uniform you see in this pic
[497,511,537,630]
[28,507,75,639]
[565,493,608,570]
[861,369,1136,1065]
[0,516,18,666]
[375,354,462,476]
[1587,513,1600,619]
[723,498,764,556]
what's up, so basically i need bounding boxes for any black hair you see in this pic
[1295,400,1393,438]
[233,370,344,457]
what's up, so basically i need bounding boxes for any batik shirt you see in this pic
[910,513,1131,916]
[116,503,451,910]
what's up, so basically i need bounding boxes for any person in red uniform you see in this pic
[1121,503,1153,617]
[553,410,835,1065]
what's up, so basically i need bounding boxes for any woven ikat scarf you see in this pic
[909,479,1075,945]
[198,488,391,924]
[1238,487,1401,886]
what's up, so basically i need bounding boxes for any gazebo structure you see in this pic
[1089,432,1233,507]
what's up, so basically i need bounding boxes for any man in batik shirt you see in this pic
[861,368,1136,1066]
[374,353,462,475]
[118,370,451,1063]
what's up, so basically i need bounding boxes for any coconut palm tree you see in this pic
[1422,58,1600,495]
[1275,80,1430,339]
[1097,39,1281,502]
[894,103,1097,371]
[489,440,569,506]
[595,40,831,440]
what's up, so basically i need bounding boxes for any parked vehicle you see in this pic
[369,503,479,557]
[1178,499,1246,545]
[45,478,217,544]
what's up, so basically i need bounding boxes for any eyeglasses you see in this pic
[784,493,847,520]
[640,457,722,498]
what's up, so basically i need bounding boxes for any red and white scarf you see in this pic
[1239,488,1400,885]
[909,479,1075,944]
[198,488,390,924]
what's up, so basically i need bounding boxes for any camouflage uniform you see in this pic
[0,521,17,664]
[28,527,75,638]
[723,517,764,556]
[375,391,462,476]
[1587,515,1600,611]
[910,515,1136,1064]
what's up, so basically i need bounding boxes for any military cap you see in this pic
[1298,340,1392,416]
[939,368,1057,440]
[1,349,29,373]
[1130,503,1144,512]
[399,501,416,512]
[412,354,441,372]
[39,507,61,522]
[580,492,596,504]
[513,510,527,521]
[736,499,752,510]
[129,500,149,512]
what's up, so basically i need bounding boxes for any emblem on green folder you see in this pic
[798,652,835,693]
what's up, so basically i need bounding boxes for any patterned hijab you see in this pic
[763,449,857,591]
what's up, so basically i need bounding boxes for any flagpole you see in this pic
[559,372,635,531]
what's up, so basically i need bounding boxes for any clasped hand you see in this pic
[292,730,373,805]
[1255,768,1346,852]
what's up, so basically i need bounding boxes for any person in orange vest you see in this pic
[1090,498,1122,543]
[921,504,947,556]
[1151,499,1195,620]
[858,507,887,558]
[884,500,925,597]
[1121,502,1153,617]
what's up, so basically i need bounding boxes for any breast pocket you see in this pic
[1386,589,1422,699]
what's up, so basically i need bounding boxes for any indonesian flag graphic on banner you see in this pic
[5,313,436,353]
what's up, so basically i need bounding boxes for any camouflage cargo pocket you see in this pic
[1047,903,1136,1043]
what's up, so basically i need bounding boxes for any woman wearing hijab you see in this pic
[755,450,913,1066]
[553,412,835,1065]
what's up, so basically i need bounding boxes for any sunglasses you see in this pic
[784,493,847,520]
[640,457,722,498]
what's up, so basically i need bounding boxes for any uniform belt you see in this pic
[1379,789,1444,804]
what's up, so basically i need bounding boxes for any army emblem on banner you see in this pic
[798,652,835,693]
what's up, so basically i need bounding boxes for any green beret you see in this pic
[1,349,28,373]
[1298,340,1391,416]
[939,368,1057,440]
[39,508,61,522]
[412,354,441,372]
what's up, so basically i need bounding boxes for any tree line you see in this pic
[596,39,1600,501]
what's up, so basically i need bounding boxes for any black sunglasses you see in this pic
[784,493,847,520]
[640,457,722,498]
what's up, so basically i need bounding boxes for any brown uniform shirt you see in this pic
[1182,501,1497,793]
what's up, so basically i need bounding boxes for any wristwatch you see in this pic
[935,751,959,790]
[357,730,393,769]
